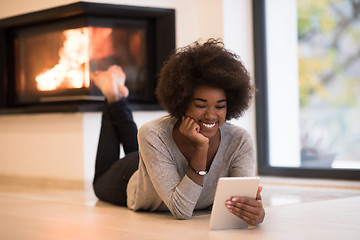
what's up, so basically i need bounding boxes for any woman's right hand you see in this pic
[179,115,209,149]
[180,116,209,186]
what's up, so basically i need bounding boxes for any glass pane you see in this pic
[298,0,360,169]
[13,21,147,103]
[265,0,301,168]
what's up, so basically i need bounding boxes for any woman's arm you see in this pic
[137,122,203,220]
[178,116,209,186]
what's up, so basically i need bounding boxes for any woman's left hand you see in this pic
[225,186,265,226]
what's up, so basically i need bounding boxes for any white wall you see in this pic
[0,113,84,179]
[223,0,256,137]
[0,0,256,184]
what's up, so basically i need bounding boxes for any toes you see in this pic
[118,85,129,98]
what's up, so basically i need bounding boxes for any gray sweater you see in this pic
[126,115,255,219]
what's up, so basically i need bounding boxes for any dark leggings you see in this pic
[93,99,139,206]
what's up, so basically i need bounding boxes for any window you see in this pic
[253,0,360,179]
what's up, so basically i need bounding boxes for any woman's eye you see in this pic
[216,105,226,109]
[195,105,206,108]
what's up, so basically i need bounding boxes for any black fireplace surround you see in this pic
[0,2,175,113]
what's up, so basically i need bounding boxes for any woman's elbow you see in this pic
[171,208,193,220]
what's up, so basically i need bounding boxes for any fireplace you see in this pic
[0,2,175,113]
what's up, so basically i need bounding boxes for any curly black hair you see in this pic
[155,38,255,120]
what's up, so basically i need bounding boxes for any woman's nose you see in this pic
[205,108,216,119]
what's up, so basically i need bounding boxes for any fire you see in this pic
[36,27,91,91]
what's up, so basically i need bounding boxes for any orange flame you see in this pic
[36,27,91,91]
[89,27,114,60]
[36,27,115,91]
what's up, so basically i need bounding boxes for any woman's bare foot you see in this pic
[108,65,129,98]
[92,65,129,103]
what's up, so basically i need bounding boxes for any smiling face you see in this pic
[185,85,227,139]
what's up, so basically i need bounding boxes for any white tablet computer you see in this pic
[209,177,260,230]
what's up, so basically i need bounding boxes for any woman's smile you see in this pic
[200,121,217,129]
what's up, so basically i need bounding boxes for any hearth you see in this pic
[0,2,175,113]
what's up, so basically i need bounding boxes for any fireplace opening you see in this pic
[14,18,149,104]
[0,2,175,113]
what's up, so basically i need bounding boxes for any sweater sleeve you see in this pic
[137,122,203,220]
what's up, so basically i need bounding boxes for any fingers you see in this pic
[180,116,209,146]
[256,186,263,200]
[226,197,262,211]
[180,116,200,134]
[226,193,265,226]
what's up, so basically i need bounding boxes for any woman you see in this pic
[92,39,265,225]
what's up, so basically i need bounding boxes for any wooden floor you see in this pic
[1,177,360,240]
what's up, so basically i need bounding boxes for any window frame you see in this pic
[252,0,360,180]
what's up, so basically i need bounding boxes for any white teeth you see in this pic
[202,122,216,128]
